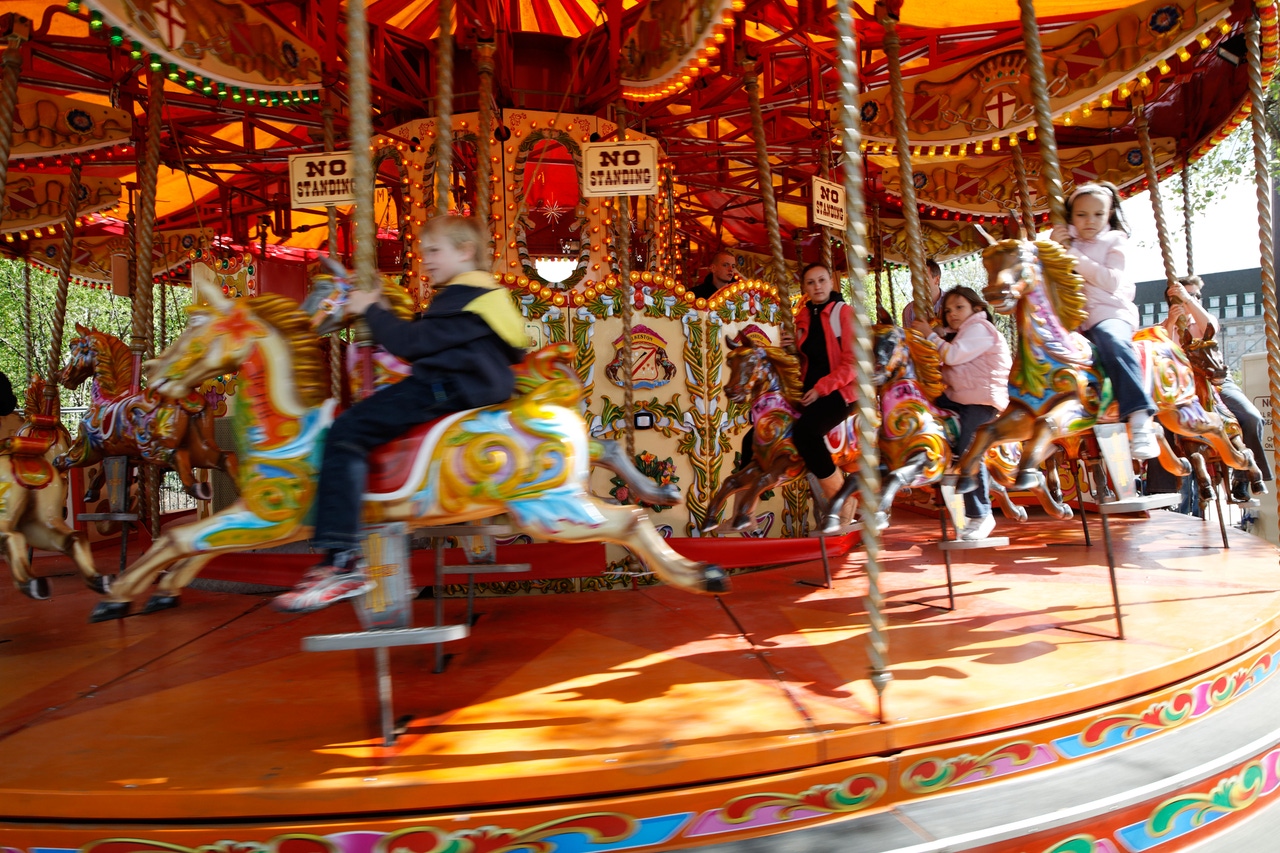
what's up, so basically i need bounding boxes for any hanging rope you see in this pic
[322,98,344,399]
[1018,0,1067,229]
[158,281,167,352]
[0,34,24,228]
[1247,14,1280,536]
[877,4,931,322]
[1010,143,1036,240]
[744,60,797,350]
[131,67,164,374]
[872,201,883,310]
[22,257,32,385]
[836,0,891,721]
[1134,100,1178,293]
[434,0,455,217]
[1182,158,1194,276]
[349,0,376,293]
[475,42,497,267]
[45,160,82,411]
[616,105,636,460]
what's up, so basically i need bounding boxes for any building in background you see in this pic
[1135,268,1265,376]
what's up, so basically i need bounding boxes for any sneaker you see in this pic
[272,552,373,614]
[1129,423,1160,461]
[961,514,996,541]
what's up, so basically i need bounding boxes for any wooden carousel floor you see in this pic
[2,509,1279,825]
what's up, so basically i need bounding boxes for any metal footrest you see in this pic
[939,536,1010,551]
[1096,493,1181,515]
[77,513,139,522]
[427,524,514,537]
[303,624,468,652]
[439,562,531,575]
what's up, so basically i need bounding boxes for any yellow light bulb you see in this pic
[1101,93,1113,108]
[1158,59,1171,74]
[1197,32,1211,48]
[1177,46,1191,61]
[975,141,984,154]
[1081,103,1093,117]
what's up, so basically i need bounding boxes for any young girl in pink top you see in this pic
[913,286,1011,539]
[1050,182,1159,461]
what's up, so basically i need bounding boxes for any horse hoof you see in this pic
[954,475,979,494]
[653,485,682,507]
[874,511,890,532]
[1058,506,1075,521]
[89,601,131,623]
[1013,470,1039,491]
[142,594,180,614]
[18,577,51,600]
[1253,481,1269,496]
[701,565,730,594]
[85,574,111,595]
[187,482,213,501]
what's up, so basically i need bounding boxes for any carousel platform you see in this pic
[3,509,1280,852]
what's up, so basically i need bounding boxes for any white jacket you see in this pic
[1066,228,1139,330]
[928,312,1011,410]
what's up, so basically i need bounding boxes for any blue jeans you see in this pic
[1083,319,1154,421]
[936,393,998,519]
[312,375,462,551]
[1218,377,1272,481]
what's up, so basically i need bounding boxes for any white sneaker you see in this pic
[1129,423,1160,460]
[961,514,996,540]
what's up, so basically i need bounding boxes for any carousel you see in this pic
[3,0,1280,850]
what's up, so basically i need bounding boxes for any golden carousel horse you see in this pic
[955,240,1260,499]
[89,274,727,622]
[56,323,237,500]
[0,379,108,599]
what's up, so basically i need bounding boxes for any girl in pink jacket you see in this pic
[913,286,1011,540]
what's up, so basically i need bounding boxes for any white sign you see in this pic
[582,140,660,197]
[289,152,356,208]
[811,177,847,230]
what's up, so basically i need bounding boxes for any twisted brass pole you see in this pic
[1182,159,1194,275]
[744,61,797,349]
[1011,143,1036,240]
[434,0,455,217]
[1134,101,1178,293]
[872,201,883,310]
[877,5,931,321]
[23,257,32,384]
[0,34,24,228]
[616,106,636,459]
[349,0,376,293]
[837,0,891,721]
[1247,15,1280,538]
[45,160,81,410]
[820,143,835,274]
[131,67,164,366]
[1018,0,1067,229]
[322,98,343,399]
[475,42,496,267]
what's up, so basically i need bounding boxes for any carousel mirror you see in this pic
[517,133,586,287]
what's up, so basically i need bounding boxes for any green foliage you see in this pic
[0,257,190,408]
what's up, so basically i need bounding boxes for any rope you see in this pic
[158,280,167,351]
[131,67,164,362]
[45,160,82,410]
[837,0,891,720]
[1011,143,1036,240]
[434,0,455,217]
[616,105,636,460]
[878,7,931,322]
[1134,101,1178,293]
[744,61,798,350]
[1247,14,1280,548]
[820,143,835,274]
[322,100,343,399]
[23,258,32,384]
[872,201,883,310]
[1182,158,1194,275]
[475,42,497,268]
[0,35,24,228]
[349,0,376,293]
[1018,0,1067,229]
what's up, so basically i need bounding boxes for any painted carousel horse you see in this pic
[955,240,1260,499]
[56,323,237,501]
[823,320,1073,534]
[0,378,108,599]
[89,276,726,621]
[701,326,864,534]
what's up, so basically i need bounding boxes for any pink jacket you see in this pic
[929,312,1011,410]
[1066,229,1139,330]
[795,297,857,404]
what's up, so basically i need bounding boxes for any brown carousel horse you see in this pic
[955,240,1260,498]
[0,379,108,599]
[56,323,237,500]
[822,318,1073,534]
[702,326,863,534]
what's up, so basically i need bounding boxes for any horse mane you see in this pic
[903,328,947,400]
[24,377,47,416]
[89,329,133,399]
[243,294,328,407]
[762,345,804,403]
[381,277,417,321]
[1032,239,1089,332]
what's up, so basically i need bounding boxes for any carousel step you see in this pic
[77,512,139,522]
[425,524,513,537]
[437,562,532,575]
[1096,493,1182,514]
[301,624,469,652]
[938,536,1010,551]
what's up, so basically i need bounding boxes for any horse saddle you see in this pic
[0,414,63,489]
[365,413,463,498]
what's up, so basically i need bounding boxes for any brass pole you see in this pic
[1134,99,1178,293]
[434,0,455,217]
[348,0,376,293]
[616,106,636,459]
[1010,143,1036,240]
[0,32,25,227]
[475,42,497,267]
[1018,0,1068,228]
[45,160,82,411]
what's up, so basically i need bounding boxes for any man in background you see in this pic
[692,251,739,300]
